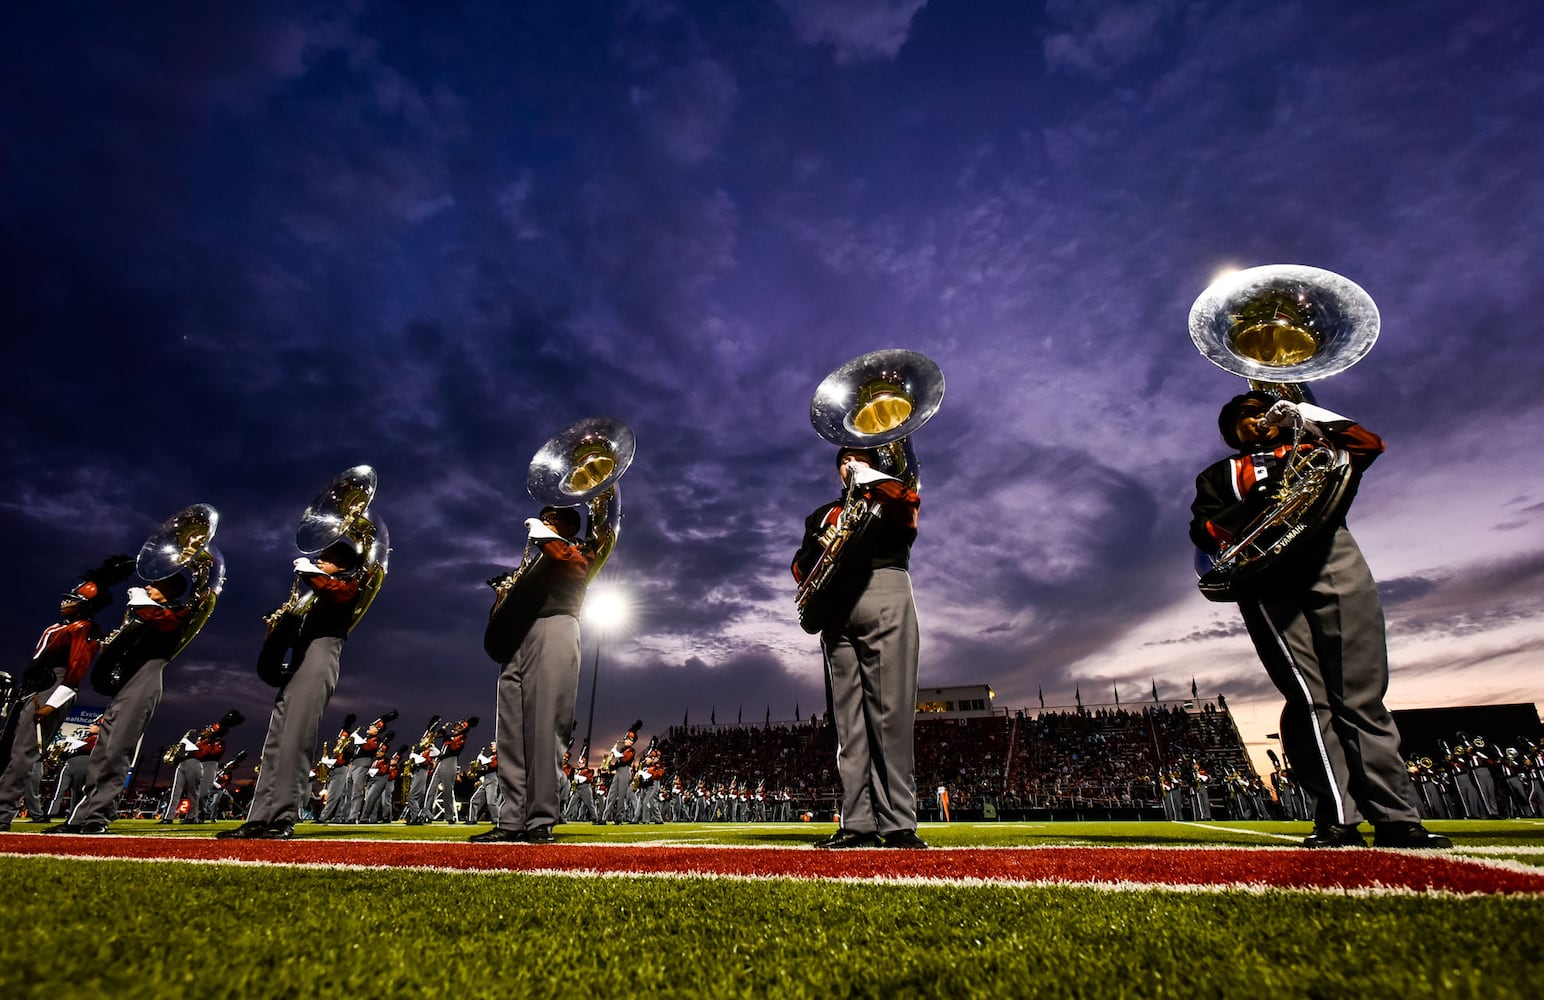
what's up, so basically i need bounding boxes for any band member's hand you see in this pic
[847,461,897,486]
[525,517,562,540]
[1263,399,1300,428]
[293,557,327,576]
[126,586,159,608]
[35,703,55,721]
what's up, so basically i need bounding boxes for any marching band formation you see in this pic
[0,267,1535,849]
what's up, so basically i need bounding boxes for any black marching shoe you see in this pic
[881,830,929,850]
[1374,822,1453,849]
[216,821,270,840]
[523,826,555,844]
[42,823,84,835]
[1300,823,1367,848]
[256,823,294,840]
[469,827,525,844]
[813,829,883,850]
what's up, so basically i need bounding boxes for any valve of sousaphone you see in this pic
[1189,264,1380,393]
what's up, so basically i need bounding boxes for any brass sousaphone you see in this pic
[92,503,226,696]
[796,349,944,633]
[257,465,390,686]
[1189,264,1380,601]
[487,418,635,632]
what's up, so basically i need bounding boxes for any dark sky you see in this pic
[4,1,1542,772]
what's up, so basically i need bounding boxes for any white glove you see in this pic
[847,461,898,486]
[127,586,159,608]
[293,557,327,576]
[1263,400,1300,429]
[525,517,562,540]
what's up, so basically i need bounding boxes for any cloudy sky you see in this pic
[3,1,1540,776]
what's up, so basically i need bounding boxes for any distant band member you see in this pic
[0,557,132,831]
[793,448,926,849]
[220,540,367,840]
[1189,394,1449,849]
[428,717,477,824]
[473,499,613,844]
[45,718,99,821]
[52,574,209,835]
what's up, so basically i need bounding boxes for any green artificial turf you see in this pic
[5,819,1542,997]
[1,855,1540,999]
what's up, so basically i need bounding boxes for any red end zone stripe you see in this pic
[3,835,1539,894]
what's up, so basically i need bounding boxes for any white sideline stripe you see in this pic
[1,849,1530,898]
[1180,821,1302,843]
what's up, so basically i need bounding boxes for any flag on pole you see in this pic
[1191,677,1199,698]
[795,703,801,721]
[737,705,742,724]
[1151,680,1160,703]
[765,705,771,726]
[1075,685,1082,711]
[1113,683,1120,707]
[710,707,716,725]
[1038,686,1044,708]
[683,709,688,728]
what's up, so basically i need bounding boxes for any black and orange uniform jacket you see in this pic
[298,569,364,641]
[439,723,473,757]
[484,532,592,664]
[791,474,921,623]
[1188,416,1383,595]
[194,732,227,763]
[30,617,103,698]
[130,602,196,659]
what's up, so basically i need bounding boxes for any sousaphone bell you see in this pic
[93,503,226,695]
[1189,264,1380,600]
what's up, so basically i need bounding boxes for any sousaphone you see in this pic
[92,503,226,696]
[1189,264,1379,601]
[796,349,944,633]
[258,465,390,686]
[487,418,635,633]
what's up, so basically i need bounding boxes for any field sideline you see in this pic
[4,819,1542,998]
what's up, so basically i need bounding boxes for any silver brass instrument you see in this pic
[258,466,390,686]
[795,349,944,634]
[93,504,226,696]
[1189,265,1379,601]
[489,417,635,613]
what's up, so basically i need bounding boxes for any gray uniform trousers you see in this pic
[1239,526,1416,828]
[70,658,169,826]
[318,770,349,821]
[361,772,391,822]
[404,768,430,821]
[821,567,919,837]
[426,756,460,822]
[601,765,632,823]
[0,674,71,823]
[495,614,581,833]
[198,761,221,818]
[48,755,90,817]
[342,757,372,821]
[247,636,344,827]
[166,757,204,820]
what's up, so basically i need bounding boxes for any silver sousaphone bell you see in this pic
[94,504,226,694]
[525,417,635,582]
[1189,264,1380,600]
[296,464,390,629]
[809,348,945,488]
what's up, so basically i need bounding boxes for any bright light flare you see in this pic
[584,584,631,632]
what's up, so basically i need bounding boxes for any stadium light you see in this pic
[584,584,630,633]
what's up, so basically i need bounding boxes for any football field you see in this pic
[4,819,1541,998]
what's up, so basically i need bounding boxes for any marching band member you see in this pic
[598,724,639,826]
[360,741,395,823]
[52,572,213,835]
[343,712,397,823]
[1190,394,1449,849]
[44,717,99,821]
[192,712,243,823]
[220,539,369,840]
[428,717,477,824]
[0,557,132,831]
[471,504,597,844]
[793,448,926,849]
